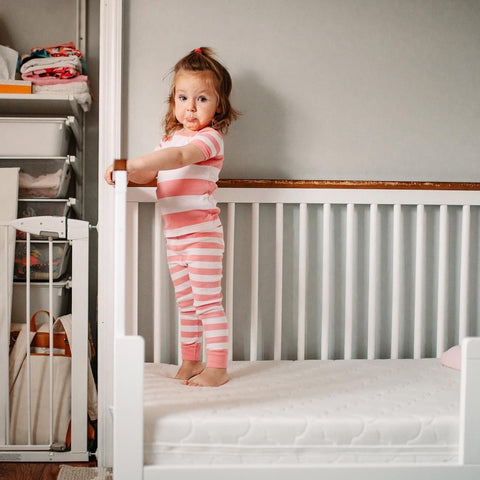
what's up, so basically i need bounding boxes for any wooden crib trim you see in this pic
[128,178,480,191]
[127,185,480,207]
[219,179,480,190]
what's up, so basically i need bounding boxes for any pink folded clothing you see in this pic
[17,42,93,111]
[19,42,88,87]
[20,55,82,74]
[23,74,89,86]
[23,66,78,81]
[21,55,83,84]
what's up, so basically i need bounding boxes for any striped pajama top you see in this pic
[155,127,224,238]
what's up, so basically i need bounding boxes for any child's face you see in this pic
[174,70,219,132]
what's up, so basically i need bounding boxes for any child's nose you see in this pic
[187,99,196,111]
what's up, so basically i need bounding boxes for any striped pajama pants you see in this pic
[166,226,229,369]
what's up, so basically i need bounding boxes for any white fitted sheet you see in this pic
[144,359,459,465]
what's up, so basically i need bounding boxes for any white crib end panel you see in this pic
[113,335,144,479]
[459,336,480,465]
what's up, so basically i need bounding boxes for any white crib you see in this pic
[109,171,480,480]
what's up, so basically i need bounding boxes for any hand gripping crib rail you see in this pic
[111,168,480,480]
[0,215,90,462]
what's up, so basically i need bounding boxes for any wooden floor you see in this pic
[0,459,97,480]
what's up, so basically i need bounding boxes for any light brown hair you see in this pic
[163,47,239,137]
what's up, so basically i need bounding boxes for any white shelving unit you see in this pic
[0,93,90,461]
[0,94,85,217]
[0,94,85,321]
[0,94,83,119]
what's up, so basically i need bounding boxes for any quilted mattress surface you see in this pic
[143,359,459,465]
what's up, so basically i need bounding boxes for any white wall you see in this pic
[125,0,480,181]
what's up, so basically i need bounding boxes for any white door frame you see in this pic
[97,0,123,468]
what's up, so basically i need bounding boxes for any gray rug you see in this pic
[57,465,113,480]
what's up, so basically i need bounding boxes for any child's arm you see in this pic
[127,143,204,174]
[104,144,204,186]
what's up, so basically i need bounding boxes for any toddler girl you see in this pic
[105,47,238,386]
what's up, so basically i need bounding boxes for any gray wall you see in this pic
[125,0,480,362]
[125,0,480,181]
[0,1,76,54]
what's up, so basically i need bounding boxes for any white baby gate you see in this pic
[0,215,90,462]
[110,170,480,480]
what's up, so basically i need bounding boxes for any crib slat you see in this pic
[202,326,207,364]
[414,205,425,359]
[367,204,378,359]
[391,204,402,359]
[250,203,260,361]
[297,203,308,360]
[436,205,448,357]
[153,203,163,363]
[344,204,355,360]
[126,202,139,336]
[114,171,127,342]
[459,205,471,342]
[274,203,283,361]
[226,203,235,361]
[321,203,331,360]
[177,314,183,366]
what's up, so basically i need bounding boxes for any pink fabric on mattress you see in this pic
[441,345,461,370]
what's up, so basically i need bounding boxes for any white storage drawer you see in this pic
[14,240,71,281]
[0,116,72,156]
[16,199,73,239]
[12,281,71,322]
[0,157,72,198]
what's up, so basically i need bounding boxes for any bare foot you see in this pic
[183,367,229,387]
[174,360,204,381]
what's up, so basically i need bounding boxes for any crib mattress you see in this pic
[143,359,460,465]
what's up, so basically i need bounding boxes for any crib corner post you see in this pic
[459,336,480,465]
[113,335,145,480]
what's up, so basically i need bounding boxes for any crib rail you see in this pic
[125,180,480,364]
[0,216,89,462]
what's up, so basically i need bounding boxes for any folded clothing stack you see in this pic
[20,42,92,111]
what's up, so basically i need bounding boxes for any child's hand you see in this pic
[104,164,115,185]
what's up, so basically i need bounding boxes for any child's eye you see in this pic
[178,95,187,101]
[198,96,208,103]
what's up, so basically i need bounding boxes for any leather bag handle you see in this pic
[29,310,56,333]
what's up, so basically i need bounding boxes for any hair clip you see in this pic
[194,48,203,54]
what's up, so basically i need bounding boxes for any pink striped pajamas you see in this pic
[155,128,228,368]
